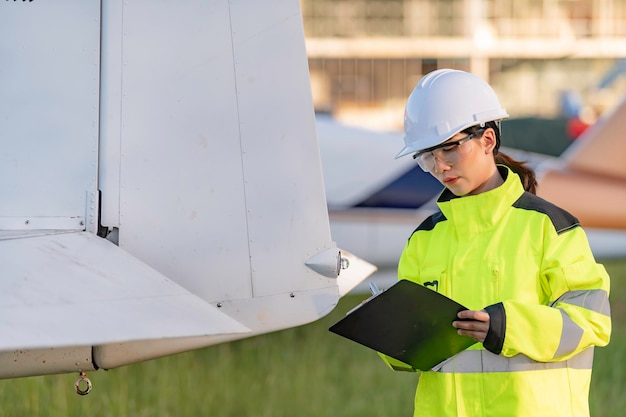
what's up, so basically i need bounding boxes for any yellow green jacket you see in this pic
[382,166,611,417]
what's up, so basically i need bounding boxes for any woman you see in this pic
[382,69,611,417]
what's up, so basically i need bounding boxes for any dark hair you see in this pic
[462,121,537,194]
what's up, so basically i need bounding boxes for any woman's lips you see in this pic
[443,177,459,185]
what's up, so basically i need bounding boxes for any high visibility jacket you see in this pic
[382,166,611,417]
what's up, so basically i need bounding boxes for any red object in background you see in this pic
[566,117,590,139]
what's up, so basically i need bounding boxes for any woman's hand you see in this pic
[453,310,490,343]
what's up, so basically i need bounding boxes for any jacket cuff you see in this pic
[483,302,506,354]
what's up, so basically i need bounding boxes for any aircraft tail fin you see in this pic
[562,93,626,180]
[537,93,626,229]
[0,0,375,378]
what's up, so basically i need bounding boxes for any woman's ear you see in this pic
[482,128,497,154]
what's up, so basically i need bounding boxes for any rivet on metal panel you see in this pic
[74,371,92,396]
[290,293,295,298]
[217,302,223,308]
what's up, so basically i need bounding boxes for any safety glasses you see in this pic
[412,129,484,172]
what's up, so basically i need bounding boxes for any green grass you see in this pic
[0,259,624,417]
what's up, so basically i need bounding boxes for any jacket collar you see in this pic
[436,165,525,236]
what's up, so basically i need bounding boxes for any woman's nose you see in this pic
[433,156,451,173]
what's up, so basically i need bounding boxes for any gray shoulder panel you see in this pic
[513,192,580,234]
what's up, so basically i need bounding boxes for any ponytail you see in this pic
[494,151,537,195]
[464,121,538,195]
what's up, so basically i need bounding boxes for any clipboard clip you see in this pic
[345,282,385,316]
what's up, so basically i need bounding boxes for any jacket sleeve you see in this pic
[488,224,611,362]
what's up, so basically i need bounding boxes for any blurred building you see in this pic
[301,0,626,130]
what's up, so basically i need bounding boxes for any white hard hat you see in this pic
[395,69,509,159]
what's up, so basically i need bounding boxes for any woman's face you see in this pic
[427,128,500,196]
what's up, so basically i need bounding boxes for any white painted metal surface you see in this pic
[0,232,248,352]
[0,1,101,234]
[0,347,96,379]
[100,0,338,305]
[0,0,374,378]
[110,0,252,302]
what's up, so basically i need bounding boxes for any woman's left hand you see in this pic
[453,310,490,343]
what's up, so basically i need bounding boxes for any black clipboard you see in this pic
[329,279,476,371]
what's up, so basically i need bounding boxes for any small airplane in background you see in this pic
[316,92,626,269]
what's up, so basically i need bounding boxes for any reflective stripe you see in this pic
[551,289,611,316]
[554,310,584,358]
[434,347,593,373]
[548,289,610,358]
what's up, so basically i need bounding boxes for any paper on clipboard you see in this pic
[329,279,476,371]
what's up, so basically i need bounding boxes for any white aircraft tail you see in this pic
[0,0,374,378]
